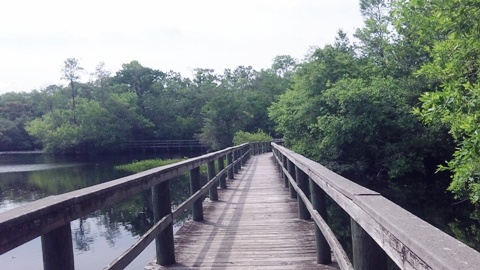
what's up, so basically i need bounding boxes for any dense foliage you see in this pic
[269,0,456,197]
[399,0,480,203]
[1,58,292,153]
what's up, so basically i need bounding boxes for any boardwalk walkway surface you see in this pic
[147,153,339,269]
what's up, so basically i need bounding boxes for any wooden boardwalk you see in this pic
[147,153,339,269]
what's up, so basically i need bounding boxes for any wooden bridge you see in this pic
[1,142,480,269]
[147,153,334,269]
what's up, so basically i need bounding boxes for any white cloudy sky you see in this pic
[0,0,364,94]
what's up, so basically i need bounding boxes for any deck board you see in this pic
[146,153,339,269]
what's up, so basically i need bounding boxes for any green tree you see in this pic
[114,60,165,117]
[198,91,246,150]
[271,55,297,78]
[0,92,37,150]
[401,0,480,202]
[61,58,84,124]
[269,34,359,154]
[26,92,151,153]
[89,62,111,103]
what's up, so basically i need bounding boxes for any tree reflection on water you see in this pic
[0,152,197,270]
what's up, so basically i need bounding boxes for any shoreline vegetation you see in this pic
[114,158,188,173]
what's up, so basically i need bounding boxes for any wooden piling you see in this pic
[190,167,203,221]
[233,150,239,174]
[218,156,227,189]
[208,160,218,201]
[296,167,311,220]
[41,223,75,270]
[351,218,387,270]
[287,160,297,199]
[227,152,234,179]
[282,154,289,188]
[152,180,175,265]
[310,178,332,264]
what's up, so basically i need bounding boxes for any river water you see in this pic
[0,151,196,270]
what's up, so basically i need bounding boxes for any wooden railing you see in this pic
[0,142,270,270]
[272,143,480,270]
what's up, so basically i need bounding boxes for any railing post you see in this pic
[296,167,311,220]
[218,156,227,189]
[227,152,234,179]
[152,180,175,265]
[242,146,247,165]
[240,147,244,168]
[310,179,331,264]
[41,223,74,270]
[208,160,218,201]
[233,150,239,174]
[190,167,203,221]
[351,218,387,270]
[282,155,289,188]
[287,159,297,199]
[239,147,244,168]
[275,150,282,173]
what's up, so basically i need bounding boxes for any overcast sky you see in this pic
[0,0,364,94]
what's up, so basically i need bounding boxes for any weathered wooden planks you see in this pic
[147,154,339,270]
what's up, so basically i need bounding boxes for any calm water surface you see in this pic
[0,151,193,270]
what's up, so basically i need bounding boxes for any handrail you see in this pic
[0,142,271,270]
[105,150,248,270]
[272,143,480,270]
[272,152,353,270]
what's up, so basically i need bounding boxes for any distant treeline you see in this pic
[0,57,293,154]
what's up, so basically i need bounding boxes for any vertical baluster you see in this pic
[310,179,331,264]
[208,160,218,201]
[282,155,288,188]
[296,167,311,220]
[218,156,227,189]
[239,147,244,168]
[276,150,282,173]
[273,149,278,171]
[41,223,75,270]
[152,180,175,265]
[227,152,234,179]
[287,159,297,199]
[190,167,203,221]
[233,150,239,174]
[351,218,387,270]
